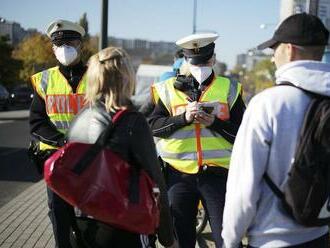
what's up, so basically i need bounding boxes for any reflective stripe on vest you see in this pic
[153,79,174,114]
[31,66,87,150]
[155,76,241,174]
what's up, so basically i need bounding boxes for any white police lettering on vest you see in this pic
[46,94,85,114]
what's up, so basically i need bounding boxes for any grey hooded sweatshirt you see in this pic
[222,60,330,248]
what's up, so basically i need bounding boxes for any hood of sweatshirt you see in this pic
[275,60,330,96]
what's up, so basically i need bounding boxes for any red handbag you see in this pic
[44,110,160,234]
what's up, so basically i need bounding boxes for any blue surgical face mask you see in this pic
[54,45,78,66]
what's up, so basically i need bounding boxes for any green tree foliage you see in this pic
[0,36,23,87]
[232,59,275,103]
[13,33,57,82]
[79,13,89,39]
[78,13,97,63]
[248,59,275,94]
[81,36,98,63]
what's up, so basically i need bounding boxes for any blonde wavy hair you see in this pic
[85,47,135,112]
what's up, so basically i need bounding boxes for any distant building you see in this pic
[0,17,37,45]
[108,36,177,67]
[280,0,330,63]
[317,0,330,37]
[280,0,307,21]
[108,36,176,55]
[235,50,270,71]
[280,0,330,46]
[236,54,247,68]
[246,49,270,70]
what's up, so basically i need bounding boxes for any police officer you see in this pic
[29,20,87,248]
[149,33,245,248]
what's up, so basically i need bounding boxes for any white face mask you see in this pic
[54,45,78,66]
[189,65,213,83]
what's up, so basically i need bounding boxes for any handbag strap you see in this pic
[72,109,128,175]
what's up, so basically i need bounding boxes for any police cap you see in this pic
[176,33,218,65]
[46,19,85,45]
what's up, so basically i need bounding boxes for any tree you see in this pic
[0,36,23,87]
[12,33,57,82]
[249,59,275,94]
[78,13,97,63]
[80,37,98,63]
[230,59,275,103]
[79,13,89,39]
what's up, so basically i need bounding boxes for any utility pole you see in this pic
[99,0,108,50]
[193,0,197,34]
[307,0,319,15]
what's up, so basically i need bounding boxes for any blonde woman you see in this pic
[68,47,176,248]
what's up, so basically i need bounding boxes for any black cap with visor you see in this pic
[257,13,329,50]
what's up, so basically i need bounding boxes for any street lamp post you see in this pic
[193,0,197,34]
[99,0,108,50]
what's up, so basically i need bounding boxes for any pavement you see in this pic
[0,180,216,248]
[0,110,29,121]
[0,110,215,248]
[0,181,55,248]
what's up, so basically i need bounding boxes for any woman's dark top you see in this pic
[68,102,174,246]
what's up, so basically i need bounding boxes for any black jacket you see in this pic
[68,103,175,246]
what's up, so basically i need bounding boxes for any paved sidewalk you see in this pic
[0,180,215,248]
[0,110,29,121]
[0,181,54,248]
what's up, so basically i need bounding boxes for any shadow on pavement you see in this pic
[0,147,42,182]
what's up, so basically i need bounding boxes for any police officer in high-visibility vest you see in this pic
[149,33,246,248]
[29,20,87,248]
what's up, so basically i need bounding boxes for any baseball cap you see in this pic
[176,33,218,65]
[257,13,329,50]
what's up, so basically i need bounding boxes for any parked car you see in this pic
[0,84,9,110]
[9,85,34,107]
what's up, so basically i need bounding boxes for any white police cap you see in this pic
[46,19,85,38]
[176,33,218,65]
[176,33,218,49]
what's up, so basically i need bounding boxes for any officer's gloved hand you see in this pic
[28,140,57,175]
[57,137,67,147]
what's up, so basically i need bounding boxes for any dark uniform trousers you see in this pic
[166,166,227,248]
[47,187,75,248]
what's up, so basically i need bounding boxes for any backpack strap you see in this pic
[126,113,142,204]
[277,81,326,99]
[264,173,285,200]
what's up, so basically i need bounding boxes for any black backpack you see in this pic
[264,83,330,226]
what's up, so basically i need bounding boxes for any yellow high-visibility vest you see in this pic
[153,76,241,174]
[31,66,87,150]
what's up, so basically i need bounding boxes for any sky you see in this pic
[0,0,279,68]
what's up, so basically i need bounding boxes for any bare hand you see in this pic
[185,101,199,123]
[194,111,215,126]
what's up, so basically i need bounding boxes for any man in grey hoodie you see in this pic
[221,13,330,248]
